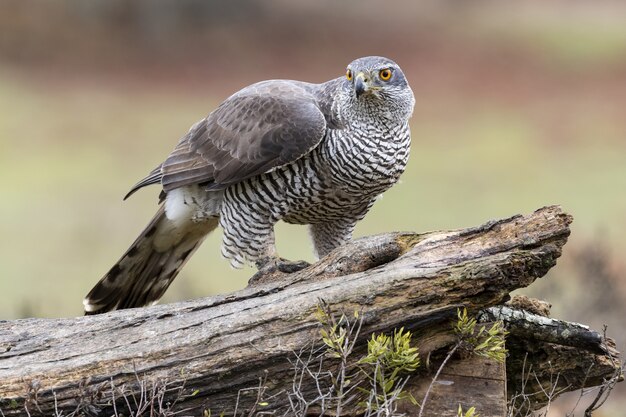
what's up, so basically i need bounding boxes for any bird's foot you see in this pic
[249,257,311,285]
[275,258,311,273]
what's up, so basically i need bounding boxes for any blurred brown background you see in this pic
[1,0,625,414]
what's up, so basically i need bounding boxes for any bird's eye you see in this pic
[346,69,352,81]
[379,69,392,81]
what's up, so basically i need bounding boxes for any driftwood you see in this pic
[0,205,621,416]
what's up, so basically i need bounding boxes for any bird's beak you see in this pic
[354,72,370,98]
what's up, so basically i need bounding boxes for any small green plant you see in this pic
[419,308,508,417]
[203,410,225,417]
[454,308,508,362]
[314,304,420,414]
[458,404,479,417]
[360,327,421,374]
[317,305,351,359]
[358,327,420,409]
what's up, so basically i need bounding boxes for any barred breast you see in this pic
[218,116,411,267]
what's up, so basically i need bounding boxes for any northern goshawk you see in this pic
[84,56,415,314]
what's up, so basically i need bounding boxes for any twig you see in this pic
[418,343,459,417]
[583,362,624,416]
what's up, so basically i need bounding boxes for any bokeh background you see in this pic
[1,0,625,414]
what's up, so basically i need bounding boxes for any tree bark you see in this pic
[0,205,616,416]
[482,306,623,413]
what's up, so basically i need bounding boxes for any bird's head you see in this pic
[343,56,414,121]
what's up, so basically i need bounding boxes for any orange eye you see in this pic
[379,69,392,81]
[346,69,353,81]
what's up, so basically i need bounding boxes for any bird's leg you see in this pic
[275,257,311,273]
[222,210,311,283]
[309,218,358,259]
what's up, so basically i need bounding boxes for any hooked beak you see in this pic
[354,72,370,98]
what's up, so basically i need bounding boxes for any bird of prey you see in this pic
[84,56,415,314]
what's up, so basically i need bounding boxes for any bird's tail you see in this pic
[83,206,218,315]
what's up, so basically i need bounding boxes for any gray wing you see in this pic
[125,80,330,198]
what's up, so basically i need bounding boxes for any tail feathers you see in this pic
[84,206,218,315]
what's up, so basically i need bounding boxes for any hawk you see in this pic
[84,56,415,314]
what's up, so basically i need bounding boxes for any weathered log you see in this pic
[0,205,611,416]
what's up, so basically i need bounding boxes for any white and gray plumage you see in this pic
[84,56,415,314]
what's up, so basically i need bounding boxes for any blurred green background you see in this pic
[1,0,625,414]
